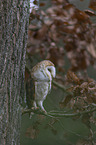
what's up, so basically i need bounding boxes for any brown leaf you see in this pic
[80,82,88,89]
[89,0,96,10]
[73,9,91,24]
[40,2,45,7]
[67,71,80,84]
[85,10,96,16]
[87,43,96,58]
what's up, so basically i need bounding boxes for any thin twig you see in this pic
[48,107,96,117]
[52,80,66,91]
[52,80,73,95]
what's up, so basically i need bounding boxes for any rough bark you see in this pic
[0,0,29,144]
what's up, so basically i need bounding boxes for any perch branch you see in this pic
[22,108,54,118]
[22,107,96,118]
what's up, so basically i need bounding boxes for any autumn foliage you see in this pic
[25,0,96,143]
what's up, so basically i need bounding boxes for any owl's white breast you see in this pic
[35,81,49,101]
[32,69,50,81]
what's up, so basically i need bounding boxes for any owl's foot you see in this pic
[39,108,47,115]
[32,106,39,111]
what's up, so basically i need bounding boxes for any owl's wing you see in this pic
[25,68,35,109]
[48,81,52,93]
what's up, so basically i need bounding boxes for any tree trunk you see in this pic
[0,0,29,144]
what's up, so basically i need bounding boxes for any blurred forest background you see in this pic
[21,0,96,145]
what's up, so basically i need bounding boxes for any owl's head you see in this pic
[31,60,56,81]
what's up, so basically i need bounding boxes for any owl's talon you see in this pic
[31,107,39,110]
[40,109,47,115]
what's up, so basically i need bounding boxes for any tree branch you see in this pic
[52,80,73,95]
[21,108,54,118]
[22,107,96,118]
[48,108,96,117]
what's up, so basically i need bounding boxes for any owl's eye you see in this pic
[48,68,52,73]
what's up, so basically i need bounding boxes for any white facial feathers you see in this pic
[31,60,56,82]
[46,66,56,81]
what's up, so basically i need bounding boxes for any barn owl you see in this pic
[31,60,56,112]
